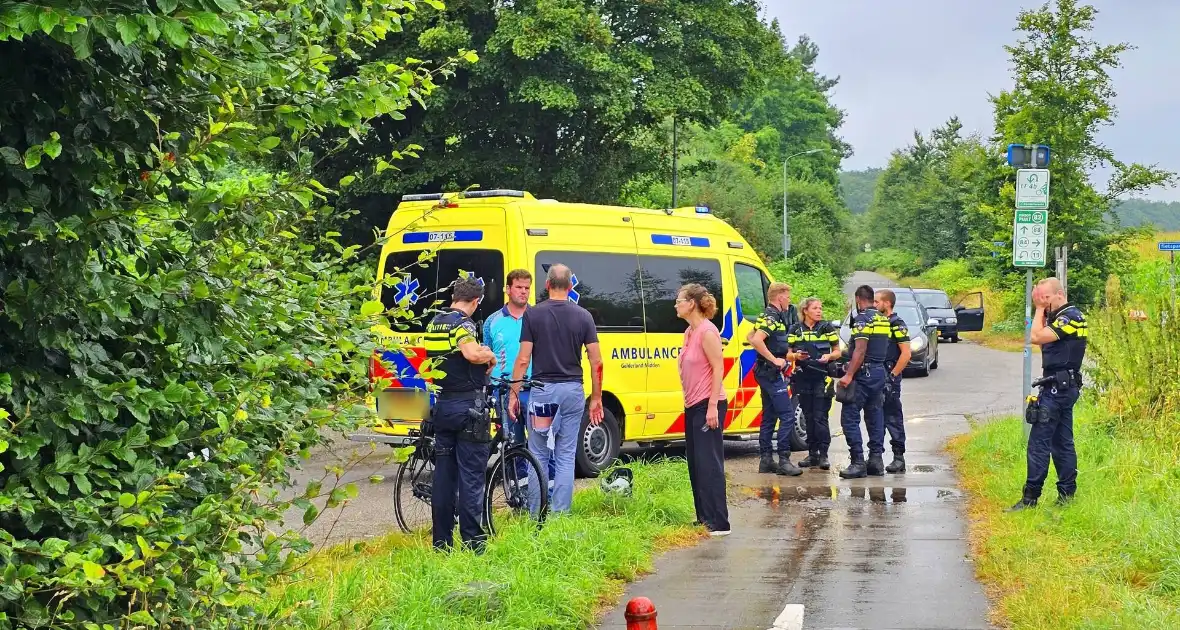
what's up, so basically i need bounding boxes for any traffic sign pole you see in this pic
[1010,149,1052,440]
[1023,269,1033,439]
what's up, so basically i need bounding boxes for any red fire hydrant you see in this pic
[624,596,658,629]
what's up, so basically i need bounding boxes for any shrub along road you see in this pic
[598,270,1040,630]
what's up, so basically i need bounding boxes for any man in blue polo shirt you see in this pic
[483,269,554,483]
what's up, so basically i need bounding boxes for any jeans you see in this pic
[883,373,905,455]
[493,388,557,495]
[756,368,797,455]
[1023,385,1080,500]
[527,381,585,513]
[684,398,730,532]
[839,363,887,460]
[430,396,491,551]
[795,377,833,456]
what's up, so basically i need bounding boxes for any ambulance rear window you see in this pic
[380,249,505,332]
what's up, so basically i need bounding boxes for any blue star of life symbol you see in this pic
[393,275,420,305]
[568,273,580,303]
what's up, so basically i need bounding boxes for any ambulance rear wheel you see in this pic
[790,398,808,452]
[576,407,621,478]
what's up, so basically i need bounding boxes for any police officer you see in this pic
[423,275,497,552]
[875,289,912,474]
[788,297,842,470]
[837,284,891,479]
[747,282,803,476]
[1009,277,1086,511]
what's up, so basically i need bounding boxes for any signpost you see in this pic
[1007,144,1052,439]
[1161,241,1180,306]
[1013,210,1048,267]
[1015,169,1050,209]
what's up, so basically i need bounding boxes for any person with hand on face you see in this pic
[747,282,804,476]
[1008,277,1087,511]
[508,264,604,515]
[837,284,891,479]
[423,275,497,553]
[875,289,912,474]
[675,283,731,536]
[787,297,842,470]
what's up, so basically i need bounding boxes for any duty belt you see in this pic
[1041,368,1083,388]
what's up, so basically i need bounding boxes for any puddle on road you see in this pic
[743,485,962,505]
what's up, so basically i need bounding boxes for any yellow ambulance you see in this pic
[364,190,806,476]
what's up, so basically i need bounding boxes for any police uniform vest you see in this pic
[1042,304,1087,378]
[754,304,797,365]
[788,320,839,380]
[851,307,891,364]
[885,312,911,367]
[423,308,485,396]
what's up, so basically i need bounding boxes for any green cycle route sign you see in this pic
[1013,209,1048,268]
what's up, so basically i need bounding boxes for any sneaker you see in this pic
[708,528,732,537]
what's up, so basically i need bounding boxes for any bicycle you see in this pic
[392,376,550,536]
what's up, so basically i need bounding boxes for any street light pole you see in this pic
[782,148,828,257]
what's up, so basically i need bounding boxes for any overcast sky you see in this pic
[765,0,1180,201]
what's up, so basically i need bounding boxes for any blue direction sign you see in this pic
[1158,241,1180,252]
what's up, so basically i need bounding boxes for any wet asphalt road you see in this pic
[596,271,1039,630]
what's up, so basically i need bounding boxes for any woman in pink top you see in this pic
[675,283,731,536]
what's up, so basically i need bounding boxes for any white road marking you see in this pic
[770,603,805,630]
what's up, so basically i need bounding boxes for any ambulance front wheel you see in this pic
[576,407,621,478]
[789,396,808,452]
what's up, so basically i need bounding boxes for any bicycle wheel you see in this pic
[393,441,435,534]
[484,446,549,536]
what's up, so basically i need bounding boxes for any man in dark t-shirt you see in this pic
[509,263,604,514]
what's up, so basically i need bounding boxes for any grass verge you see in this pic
[949,405,1180,629]
[263,460,701,629]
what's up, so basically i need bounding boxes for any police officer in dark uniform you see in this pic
[423,275,498,551]
[876,289,912,474]
[747,282,803,476]
[837,284,891,479]
[1009,277,1086,511]
[788,297,842,470]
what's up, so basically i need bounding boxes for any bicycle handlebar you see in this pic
[487,376,541,391]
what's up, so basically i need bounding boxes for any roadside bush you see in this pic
[768,260,847,316]
[853,248,923,277]
[0,3,468,628]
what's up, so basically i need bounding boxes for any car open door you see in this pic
[954,292,985,332]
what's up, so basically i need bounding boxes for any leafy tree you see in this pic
[0,1,464,627]
[1111,198,1180,230]
[838,168,882,215]
[319,0,783,237]
[968,0,1175,305]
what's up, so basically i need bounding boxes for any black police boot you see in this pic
[1055,493,1075,507]
[759,453,775,474]
[797,452,818,468]
[1006,496,1038,512]
[818,453,831,470]
[839,458,867,479]
[866,454,885,477]
[776,454,803,477]
[886,453,906,474]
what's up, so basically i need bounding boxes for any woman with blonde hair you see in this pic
[675,283,731,536]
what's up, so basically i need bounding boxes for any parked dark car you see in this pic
[836,302,940,376]
[913,288,985,341]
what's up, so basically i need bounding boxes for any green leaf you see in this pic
[213,0,242,11]
[73,474,92,495]
[161,19,188,47]
[38,8,59,35]
[463,50,479,64]
[126,611,156,626]
[43,134,62,160]
[0,440,7,454]
[291,189,313,208]
[0,147,20,165]
[189,12,227,36]
[360,300,385,317]
[163,383,188,403]
[338,175,356,187]
[82,561,106,580]
[152,434,179,448]
[118,493,136,509]
[46,474,69,495]
[115,15,141,45]
[24,146,43,169]
[302,503,319,525]
[156,0,179,14]
[259,136,281,150]
[68,27,92,59]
